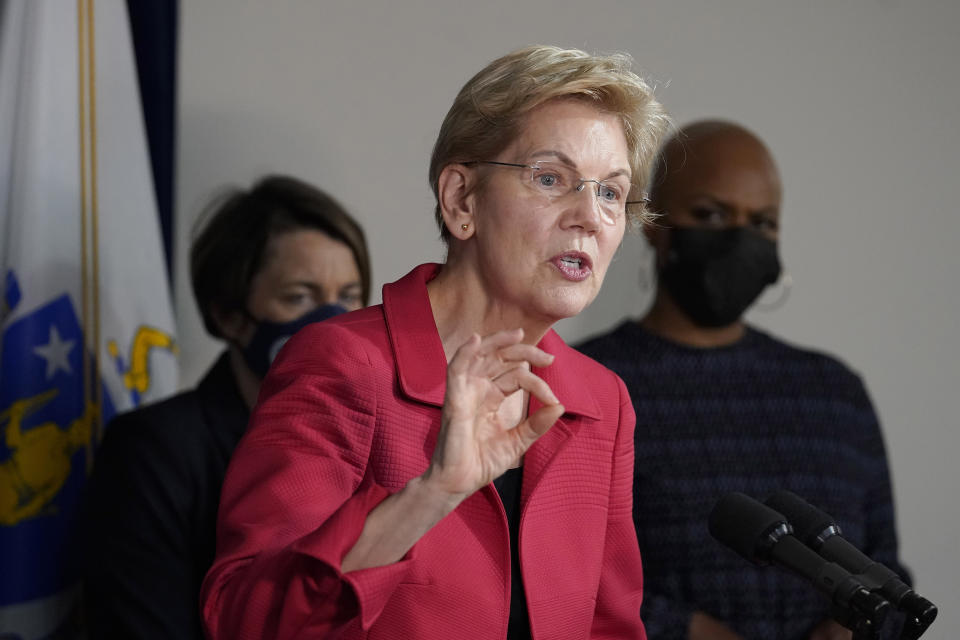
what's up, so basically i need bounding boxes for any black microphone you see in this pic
[709,492,890,630]
[766,490,937,635]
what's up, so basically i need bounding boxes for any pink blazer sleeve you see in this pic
[200,325,414,639]
[590,374,647,639]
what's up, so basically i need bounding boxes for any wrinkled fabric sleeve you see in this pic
[590,374,648,639]
[200,325,415,639]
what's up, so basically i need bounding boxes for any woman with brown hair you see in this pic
[84,175,370,639]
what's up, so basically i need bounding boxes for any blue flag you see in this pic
[0,1,178,636]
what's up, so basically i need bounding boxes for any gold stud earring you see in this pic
[461,223,469,231]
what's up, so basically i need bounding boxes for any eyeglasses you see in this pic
[464,160,649,223]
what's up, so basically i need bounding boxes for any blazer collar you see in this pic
[382,263,601,421]
[383,263,448,407]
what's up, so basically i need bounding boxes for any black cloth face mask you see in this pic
[242,303,347,378]
[658,227,782,328]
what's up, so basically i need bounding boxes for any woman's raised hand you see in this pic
[423,328,565,499]
[342,329,563,573]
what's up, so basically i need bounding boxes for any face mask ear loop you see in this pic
[754,271,793,312]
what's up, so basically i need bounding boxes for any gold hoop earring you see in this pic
[755,271,793,311]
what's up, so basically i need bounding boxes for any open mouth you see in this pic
[553,252,592,281]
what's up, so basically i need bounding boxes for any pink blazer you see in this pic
[201,264,646,639]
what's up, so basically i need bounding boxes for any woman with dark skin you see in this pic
[579,121,906,640]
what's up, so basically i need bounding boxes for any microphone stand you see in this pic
[846,565,937,639]
[843,568,937,639]
[897,591,938,639]
[834,612,880,640]
[763,491,938,640]
[899,610,935,640]
[831,588,935,640]
[830,588,887,640]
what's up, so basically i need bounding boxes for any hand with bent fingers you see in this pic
[341,329,564,574]
[424,329,565,499]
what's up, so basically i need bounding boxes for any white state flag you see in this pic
[0,1,178,636]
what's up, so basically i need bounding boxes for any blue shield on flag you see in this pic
[0,283,116,608]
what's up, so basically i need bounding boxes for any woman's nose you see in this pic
[562,185,604,231]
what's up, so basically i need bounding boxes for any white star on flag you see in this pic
[32,325,76,379]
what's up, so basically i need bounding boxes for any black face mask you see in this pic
[242,303,347,378]
[658,227,782,328]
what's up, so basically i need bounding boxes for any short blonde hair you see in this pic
[429,45,670,241]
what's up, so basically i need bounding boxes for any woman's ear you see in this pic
[211,304,252,345]
[437,164,477,240]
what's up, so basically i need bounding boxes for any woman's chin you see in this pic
[533,289,596,324]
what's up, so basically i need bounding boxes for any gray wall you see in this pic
[176,1,960,635]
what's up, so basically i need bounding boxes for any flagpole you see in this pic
[77,0,93,471]
[86,0,103,445]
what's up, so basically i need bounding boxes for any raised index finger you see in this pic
[494,343,555,369]
[475,328,525,354]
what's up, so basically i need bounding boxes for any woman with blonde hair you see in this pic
[201,45,668,639]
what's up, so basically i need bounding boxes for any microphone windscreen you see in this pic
[708,492,787,563]
[766,490,835,545]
